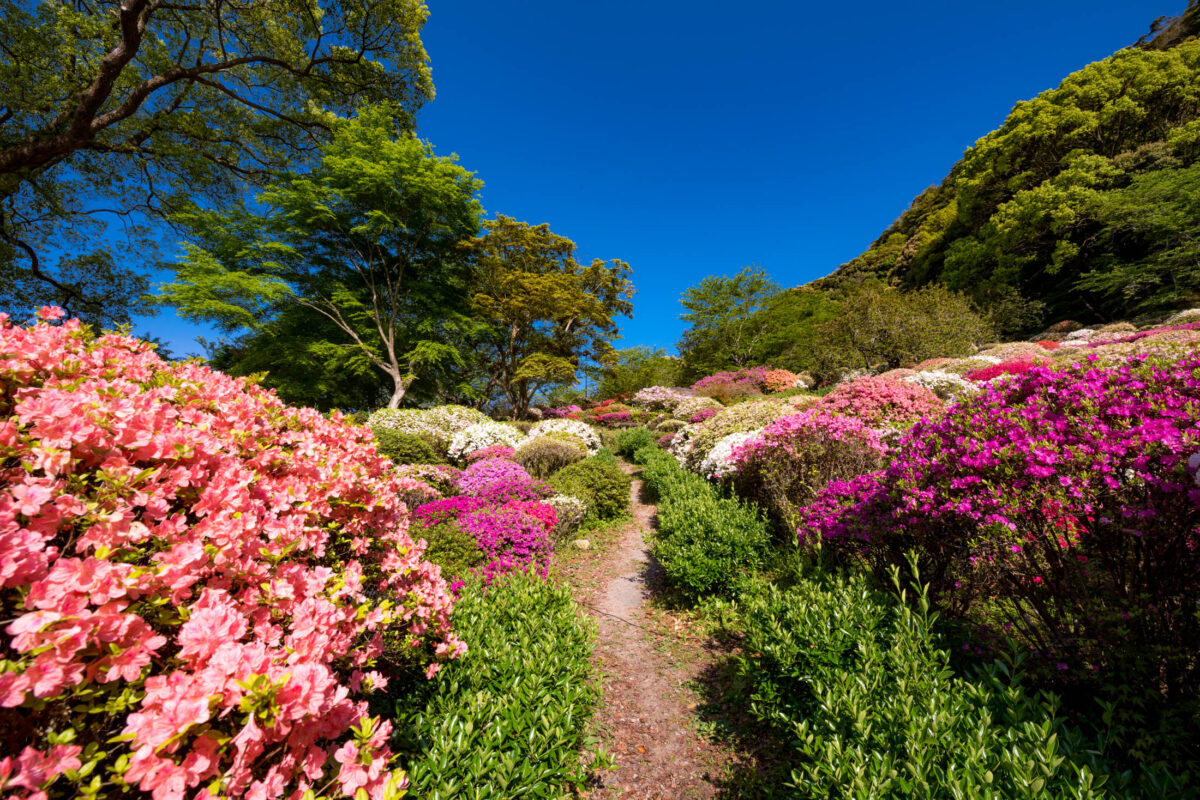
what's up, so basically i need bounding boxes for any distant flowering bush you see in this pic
[798,354,1200,694]
[394,464,461,495]
[1089,321,1200,348]
[672,400,791,471]
[762,368,800,393]
[732,410,886,527]
[466,445,516,463]
[817,376,943,429]
[673,396,722,421]
[454,458,550,503]
[902,370,978,400]
[689,408,719,424]
[368,405,489,454]
[700,431,760,480]
[1035,339,1060,350]
[966,360,1041,383]
[459,507,554,584]
[594,410,633,426]
[692,366,770,401]
[0,310,464,800]
[632,386,689,411]
[981,342,1054,362]
[540,404,583,419]
[527,419,601,454]
[447,421,525,463]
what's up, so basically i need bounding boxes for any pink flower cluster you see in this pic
[689,408,719,424]
[540,404,583,419]
[454,458,551,503]
[691,366,771,395]
[966,360,1040,382]
[458,507,554,584]
[466,444,516,463]
[1088,321,1200,348]
[0,311,464,800]
[798,354,1200,685]
[817,376,944,429]
[594,410,632,426]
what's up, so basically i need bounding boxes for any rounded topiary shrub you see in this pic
[374,427,444,464]
[0,310,464,799]
[549,455,631,520]
[515,435,588,479]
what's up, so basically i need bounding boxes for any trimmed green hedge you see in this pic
[374,427,444,465]
[549,450,631,521]
[391,571,598,798]
[613,426,656,458]
[634,446,770,599]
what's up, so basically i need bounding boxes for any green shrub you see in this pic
[415,520,484,581]
[374,427,443,464]
[733,560,1188,798]
[614,427,655,458]
[635,446,770,599]
[655,418,687,434]
[514,435,588,479]
[391,571,598,798]
[549,453,631,520]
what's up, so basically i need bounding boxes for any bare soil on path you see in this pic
[563,464,739,800]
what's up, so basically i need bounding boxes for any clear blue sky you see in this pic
[142,0,1174,358]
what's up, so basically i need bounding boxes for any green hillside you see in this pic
[813,1,1200,333]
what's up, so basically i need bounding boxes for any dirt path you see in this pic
[569,464,732,799]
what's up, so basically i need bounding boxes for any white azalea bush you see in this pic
[632,385,690,411]
[527,419,601,454]
[903,370,979,400]
[545,494,588,539]
[673,395,723,420]
[447,420,525,462]
[368,405,490,455]
[701,430,759,480]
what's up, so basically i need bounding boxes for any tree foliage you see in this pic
[0,0,433,325]
[812,282,993,377]
[816,32,1200,327]
[463,216,634,417]
[157,106,483,409]
[596,346,680,398]
[677,266,779,380]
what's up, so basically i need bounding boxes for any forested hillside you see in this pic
[813,0,1200,332]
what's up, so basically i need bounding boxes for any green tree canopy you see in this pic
[156,106,483,409]
[677,265,779,380]
[464,216,634,418]
[596,346,680,398]
[0,0,433,325]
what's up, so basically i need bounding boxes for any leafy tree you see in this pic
[819,34,1200,325]
[157,106,483,409]
[813,282,993,377]
[465,216,633,418]
[677,266,779,380]
[596,346,680,398]
[746,287,841,374]
[0,0,433,324]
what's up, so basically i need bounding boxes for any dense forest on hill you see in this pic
[811,0,1200,333]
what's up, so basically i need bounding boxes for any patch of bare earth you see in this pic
[566,464,738,799]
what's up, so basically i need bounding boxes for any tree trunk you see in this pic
[386,374,415,409]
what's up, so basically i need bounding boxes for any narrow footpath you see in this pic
[568,463,733,799]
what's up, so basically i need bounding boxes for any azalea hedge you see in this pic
[0,310,464,799]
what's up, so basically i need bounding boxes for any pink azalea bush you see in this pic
[691,367,770,402]
[458,507,554,584]
[797,354,1200,697]
[817,376,944,430]
[0,310,464,800]
[465,444,516,463]
[689,408,719,424]
[731,410,886,527]
[454,458,551,503]
[966,360,1040,382]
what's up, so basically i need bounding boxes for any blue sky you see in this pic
[142,0,1173,357]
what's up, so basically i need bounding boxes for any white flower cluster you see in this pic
[526,419,601,454]
[368,405,489,453]
[446,421,525,462]
[903,370,979,400]
[632,385,689,411]
[667,423,700,465]
[700,430,759,480]
[545,494,587,537]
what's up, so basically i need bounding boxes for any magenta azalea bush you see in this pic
[798,354,1200,697]
[459,507,554,584]
[732,410,887,527]
[689,408,719,424]
[966,360,1039,382]
[817,375,943,430]
[465,444,516,463]
[0,310,464,800]
[454,458,551,503]
[692,366,770,400]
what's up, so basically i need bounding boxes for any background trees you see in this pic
[596,347,680,398]
[463,216,634,418]
[676,266,778,381]
[158,106,484,409]
[0,0,433,325]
